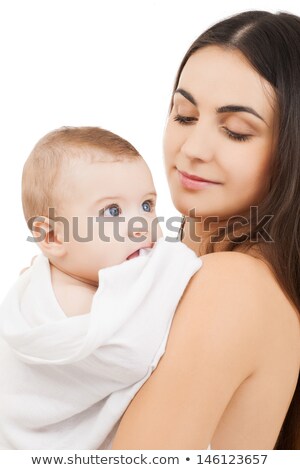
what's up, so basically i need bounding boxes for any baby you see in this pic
[0,126,202,449]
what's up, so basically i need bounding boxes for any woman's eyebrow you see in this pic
[174,88,269,127]
[174,88,197,105]
[217,105,269,126]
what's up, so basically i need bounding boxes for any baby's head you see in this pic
[22,126,161,285]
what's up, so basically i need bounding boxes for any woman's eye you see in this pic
[222,127,252,142]
[99,204,121,217]
[173,114,197,125]
[173,114,252,143]
[142,199,155,213]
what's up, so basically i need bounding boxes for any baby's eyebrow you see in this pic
[95,192,157,205]
[95,196,123,205]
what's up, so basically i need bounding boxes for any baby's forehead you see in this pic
[63,151,148,177]
[59,154,153,204]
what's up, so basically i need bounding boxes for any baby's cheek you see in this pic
[93,218,114,243]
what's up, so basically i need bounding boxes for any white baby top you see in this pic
[0,237,202,449]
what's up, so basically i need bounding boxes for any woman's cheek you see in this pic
[163,122,177,158]
[231,168,265,209]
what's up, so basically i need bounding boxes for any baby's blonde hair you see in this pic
[22,126,141,229]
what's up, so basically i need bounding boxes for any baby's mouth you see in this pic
[126,243,154,261]
[126,249,141,261]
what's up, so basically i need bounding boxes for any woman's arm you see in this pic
[112,252,271,449]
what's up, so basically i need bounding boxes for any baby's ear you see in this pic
[30,216,67,258]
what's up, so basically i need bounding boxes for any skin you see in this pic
[31,157,162,316]
[111,46,300,449]
[164,45,277,256]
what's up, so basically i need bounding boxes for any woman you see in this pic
[111,10,300,450]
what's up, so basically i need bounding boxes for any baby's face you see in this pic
[56,157,162,283]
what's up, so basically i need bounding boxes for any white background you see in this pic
[1,0,300,297]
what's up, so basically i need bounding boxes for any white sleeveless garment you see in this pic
[0,237,202,449]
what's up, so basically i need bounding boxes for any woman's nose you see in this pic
[181,121,215,162]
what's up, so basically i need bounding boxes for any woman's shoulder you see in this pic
[200,246,272,272]
[193,248,298,318]
[180,249,272,320]
[168,248,299,398]
[182,248,300,366]
[192,248,275,300]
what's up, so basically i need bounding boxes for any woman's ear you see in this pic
[31,216,67,258]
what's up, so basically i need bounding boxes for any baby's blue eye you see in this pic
[142,200,153,212]
[103,205,121,217]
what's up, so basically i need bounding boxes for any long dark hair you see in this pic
[171,10,300,449]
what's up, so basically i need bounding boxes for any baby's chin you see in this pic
[94,243,156,278]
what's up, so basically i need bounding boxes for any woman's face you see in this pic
[164,45,277,220]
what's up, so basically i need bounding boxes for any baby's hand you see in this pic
[19,255,38,276]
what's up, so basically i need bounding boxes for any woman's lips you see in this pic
[177,169,221,190]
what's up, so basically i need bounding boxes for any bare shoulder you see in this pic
[180,249,300,366]
[187,249,299,325]
[172,252,271,373]
[180,249,276,318]
[196,250,299,317]
[198,249,276,282]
